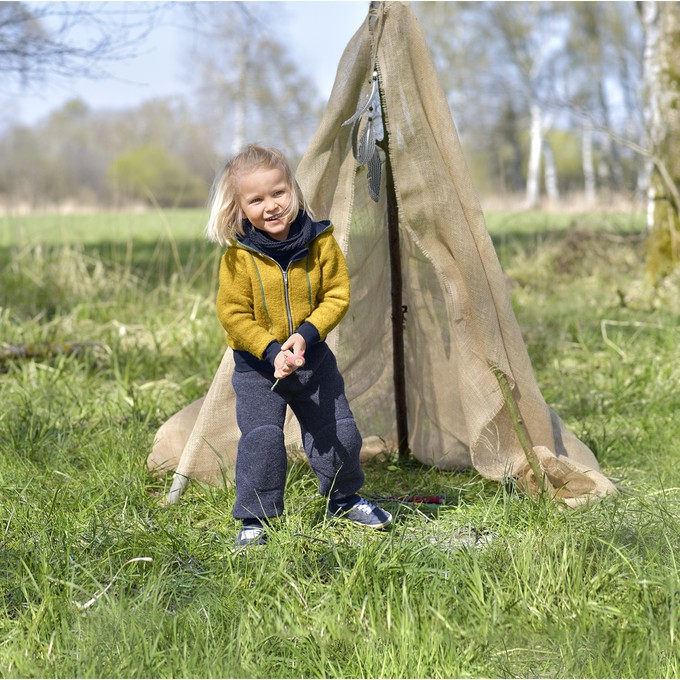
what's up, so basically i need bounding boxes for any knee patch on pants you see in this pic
[234,425,287,520]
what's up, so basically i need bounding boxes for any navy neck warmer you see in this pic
[242,211,315,258]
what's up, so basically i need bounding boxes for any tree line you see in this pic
[417,1,647,208]
[0,2,323,210]
[2,97,216,209]
[1,0,678,275]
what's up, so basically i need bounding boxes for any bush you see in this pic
[108,145,208,208]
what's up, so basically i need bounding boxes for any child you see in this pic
[206,144,392,546]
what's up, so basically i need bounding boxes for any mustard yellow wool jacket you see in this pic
[216,223,350,360]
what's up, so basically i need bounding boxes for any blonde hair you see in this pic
[205,144,310,246]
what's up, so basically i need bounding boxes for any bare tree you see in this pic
[0,2,157,90]
[563,2,644,204]
[416,1,645,205]
[417,2,571,206]
[181,2,322,162]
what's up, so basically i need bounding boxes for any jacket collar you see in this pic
[235,211,332,254]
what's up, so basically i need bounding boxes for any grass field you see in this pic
[1,208,679,678]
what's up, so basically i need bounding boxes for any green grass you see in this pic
[0,210,208,247]
[1,208,679,678]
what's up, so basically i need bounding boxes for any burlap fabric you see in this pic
[148,1,616,505]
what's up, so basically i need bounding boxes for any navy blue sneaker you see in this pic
[235,525,267,547]
[327,497,393,529]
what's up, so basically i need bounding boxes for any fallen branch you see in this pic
[73,557,153,610]
[0,342,103,366]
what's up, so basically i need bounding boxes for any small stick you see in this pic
[271,354,305,391]
[491,365,555,497]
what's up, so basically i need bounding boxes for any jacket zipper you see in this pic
[236,228,331,336]
[280,267,294,337]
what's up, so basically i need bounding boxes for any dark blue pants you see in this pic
[231,345,365,521]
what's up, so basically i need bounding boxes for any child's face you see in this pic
[239,167,293,241]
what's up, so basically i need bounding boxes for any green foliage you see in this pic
[108,145,208,208]
[1,208,680,678]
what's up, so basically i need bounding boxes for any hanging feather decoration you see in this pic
[343,70,384,201]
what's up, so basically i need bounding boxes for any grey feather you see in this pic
[373,94,384,142]
[357,118,376,165]
[351,119,361,160]
[367,148,382,202]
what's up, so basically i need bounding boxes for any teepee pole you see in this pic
[378,110,410,462]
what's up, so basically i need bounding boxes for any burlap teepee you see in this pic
[148,1,617,507]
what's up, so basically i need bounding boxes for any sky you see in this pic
[10,1,371,126]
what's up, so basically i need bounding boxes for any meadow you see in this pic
[1,207,679,678]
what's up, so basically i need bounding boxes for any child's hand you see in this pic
[274,351,305,379]
[281,333,306,358]
[274,334,307,380]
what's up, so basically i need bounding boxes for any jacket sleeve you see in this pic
[216,248,278,360]
[304,231,350,340]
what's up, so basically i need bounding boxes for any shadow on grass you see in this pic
[0,237,222,317]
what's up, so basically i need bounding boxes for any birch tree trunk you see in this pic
[640,1,680,279]
[542,141,559,203]
[525,102,543,209]
[582,118,596,206]
[231,48,248,155]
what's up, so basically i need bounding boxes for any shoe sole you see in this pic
[326,513,393,529]
[234,531,267,547]
[234,539,267,547]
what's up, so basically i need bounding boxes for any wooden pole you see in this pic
[377,110,410,462]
